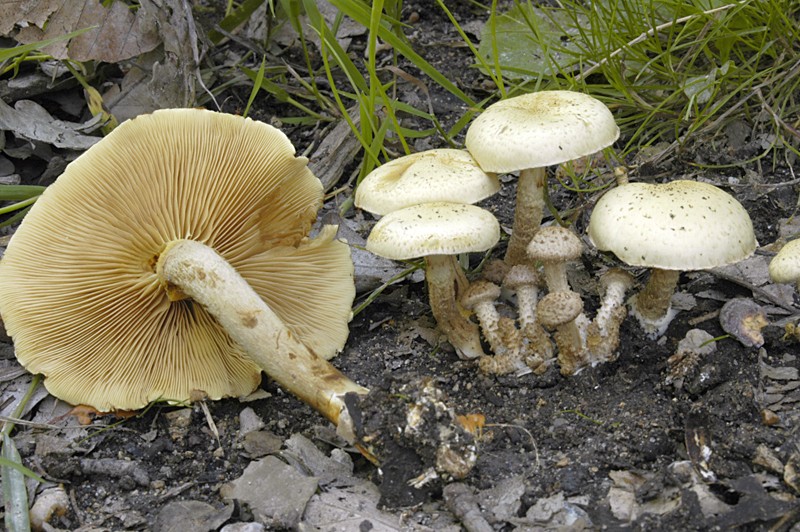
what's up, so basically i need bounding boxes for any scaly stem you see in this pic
[156,239,368,428]
[425,255,485,359]
[504,167,546,266]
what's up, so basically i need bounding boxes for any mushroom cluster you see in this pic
[355,149,501,361]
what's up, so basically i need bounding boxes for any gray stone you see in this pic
[220,456,318,528]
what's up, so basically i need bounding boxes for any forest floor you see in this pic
[1,1,799,531]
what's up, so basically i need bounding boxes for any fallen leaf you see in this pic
[0,99,102,150]
[3,0,160,62]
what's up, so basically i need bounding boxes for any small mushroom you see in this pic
[526,225,584,293]
[502,264,553,371]
[588,180,757,337]
[536,291,587,375]
[585,268,636,362]
[354,149,499,215]
[769,238,800,291]
[465,91,619,266]
[365,202,500,360]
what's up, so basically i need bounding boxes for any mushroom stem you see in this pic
[425,255,485,359]
[586,269,634,361]
[156,239,368,427]
[630,268,680,327]
[504,167,546,266]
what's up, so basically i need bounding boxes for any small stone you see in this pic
[165,408,193,441]
[719,298,768,347]
[243,431,283,458]
[220,456,318,528]
[761,409,780,426]
[220,523,266,532]
[239,407,265,436]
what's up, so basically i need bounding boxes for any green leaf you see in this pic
[0,27,94,62]
[0,185,46,201]
[477,3,588,80]
[2,435,33,532]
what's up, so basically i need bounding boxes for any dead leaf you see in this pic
[0,99,102,150]
[3,0,160,62]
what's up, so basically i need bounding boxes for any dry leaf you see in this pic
[0,99,102,150]
[3,0,160,62]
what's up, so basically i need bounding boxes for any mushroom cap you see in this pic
[527,226,583,263]
[0,109,355,411]
[355,149,500,215]
[536,291,583,329]
[503,264,539,290]
[769,239,800,284]
[588,180,757,270]
[365,202,500,260]
[461,279,502,310]
[465,91,619,174]
[599,268,636,292]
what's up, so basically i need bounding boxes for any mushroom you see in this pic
[588,180,757,337]
[0,110,478,481]
[460,280,526,375]
[502,264,553,371]
[585,268,635,361]
[526,225,584,293]
[0,109,363,421]
[536,291,588,375]
[769,238,800,291]
[354,149,500,215]
[354,150,501,360]
[465,91,619,266]
[365,202,500,359]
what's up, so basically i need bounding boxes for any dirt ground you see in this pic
[2,2,800,531]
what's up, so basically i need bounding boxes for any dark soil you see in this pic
[2,2,799,531]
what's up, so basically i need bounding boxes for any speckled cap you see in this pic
[465,91,619,174]
[588,180,757,270]
[536,291,583,329]
[355,149,500,215]
[527,225,583,263]
[365,202,500,260]
[769,238,800,284]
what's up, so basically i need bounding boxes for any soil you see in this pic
[2,2,800,531]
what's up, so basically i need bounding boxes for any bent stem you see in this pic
[156,239,368,428]
[505,167,546,266]
[425,254,485,359]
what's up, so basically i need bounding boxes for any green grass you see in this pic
[475,0,800,165]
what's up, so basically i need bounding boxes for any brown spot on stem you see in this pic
[240,311,259,328]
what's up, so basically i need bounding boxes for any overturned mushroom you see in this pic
[0,109,356,413]
[588,180,757,337]
[0,110,476,482]
[465,91,619,266]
